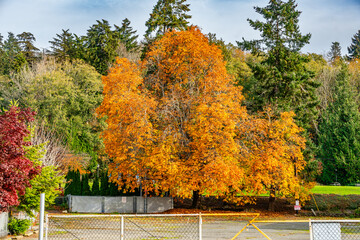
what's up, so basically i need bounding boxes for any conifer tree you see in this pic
[144,0,191,39]
[17,32,39,64]
[49,29,77,61]
[100,171,109,196]
[115,18,139,52]
[91,174,100,196]
[73,170,82,195]
[81,173,91,196]
[348,30,360,60]
[328,42,342,62]
[238,0,318,128]
[84,19,119,75]
[2,32,26,74]
[317,65,360,185]
[64,170,74,196]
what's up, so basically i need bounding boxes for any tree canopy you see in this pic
[97,27,309,208]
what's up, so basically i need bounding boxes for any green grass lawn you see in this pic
[311,185,360,195]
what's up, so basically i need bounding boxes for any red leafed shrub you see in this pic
[0,106,39,212]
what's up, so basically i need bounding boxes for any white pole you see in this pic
[121,216,124,240]
[309,219,313,240]
[199,213,202,240]
[39,193,45,240]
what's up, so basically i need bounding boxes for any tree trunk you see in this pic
[192,190,200,209]
[268,187,276,211]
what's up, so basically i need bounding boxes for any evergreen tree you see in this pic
[238,0,319,132]
[17,32,39,63]
[81,173,91,196]
[317,65,360,185]
[114,18,139,52]
[144,0,191,39]
[49,29,77,61]
[73,170,82,195]
[327,41,342,62]
[64,169,74,196]
[100,171,109,196]
[348,30,360,60]
[91,173,100,196]
[84,19,120,75]
[0,34,6,75]
[109,182,119,196]
[2,32,26,74]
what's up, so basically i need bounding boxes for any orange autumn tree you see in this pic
[96,58,159,193]
[97,27,310,209]
[242,108,309,211]
[144,26,249,206]
[98,27,251,206]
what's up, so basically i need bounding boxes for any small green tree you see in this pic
[17,128,64,217]
[17,166,63,216]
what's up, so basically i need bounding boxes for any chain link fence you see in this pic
[310,220,360,240]
[46,214,199,240]
[46,214,360,240]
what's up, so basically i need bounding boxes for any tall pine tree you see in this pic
[327,42,342,63]
[84,19,119,75]
[49,29,77,61]
[348,30,360,60]
[317,65,360,185]
[17,32,39,64]
[238,0,320,180]
[2,32,26,74]
[238,0,318,127]
[144,0,191,39]
[115,18,139,52]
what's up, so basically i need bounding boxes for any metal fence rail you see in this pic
[46,214,360,240]
[46,214,199,240]
[310,220,360,240]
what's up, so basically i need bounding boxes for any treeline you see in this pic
[64,170,140,196]
[1,0,360,212]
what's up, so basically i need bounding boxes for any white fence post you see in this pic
[199,213,202,240]
[39,193,45,240]
[121,215,124,240]
[309,219,313,240]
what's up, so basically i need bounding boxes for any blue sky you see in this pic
[0,0,359,56]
